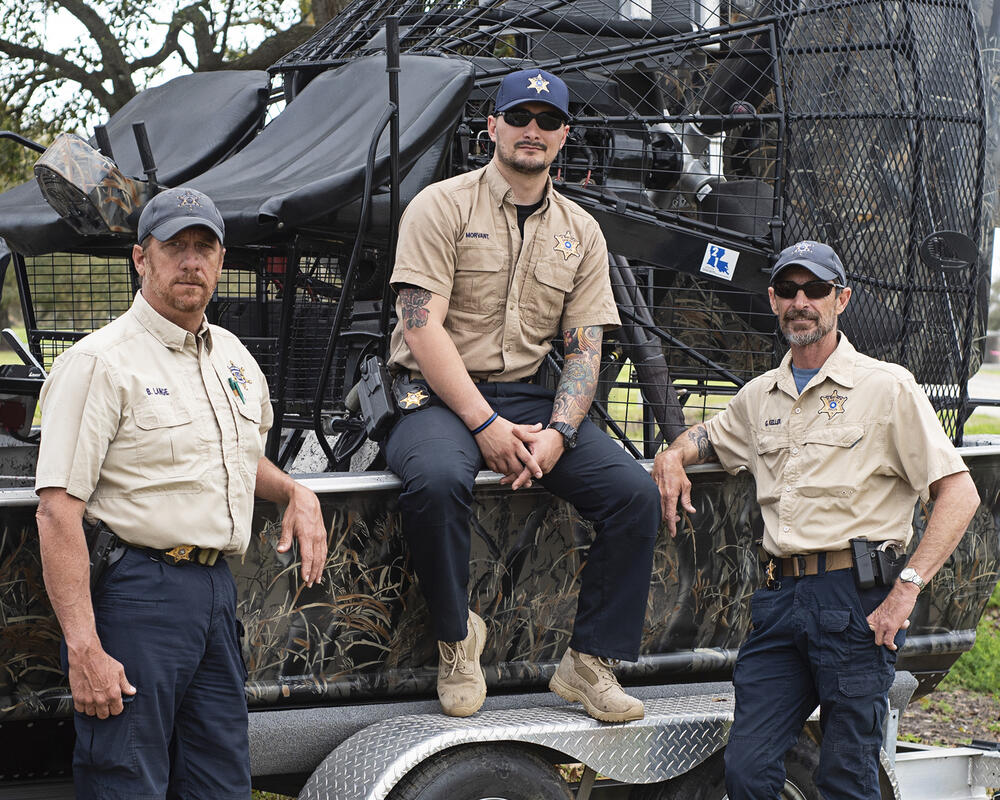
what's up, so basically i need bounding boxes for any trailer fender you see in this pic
[297,690,736,800]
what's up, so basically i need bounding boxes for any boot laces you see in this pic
[440,640,468,678]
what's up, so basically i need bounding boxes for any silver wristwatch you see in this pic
[898,567,926,590]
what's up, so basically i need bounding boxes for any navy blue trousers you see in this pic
[384,382,659,660]
[725,565,905,800]
[65,547,250,800]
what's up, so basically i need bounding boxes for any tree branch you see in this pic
[54,0,136,99]
[0,38,115,109]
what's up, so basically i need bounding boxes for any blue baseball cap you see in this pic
[137,187,225,245]
[494,68,570,118]
[770,240,847,284]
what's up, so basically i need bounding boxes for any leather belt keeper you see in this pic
[779,549,853,577]
[139,544,221,566]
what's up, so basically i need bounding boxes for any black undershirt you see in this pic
[515,200,545,238]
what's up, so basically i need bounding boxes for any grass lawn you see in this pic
[0,324,26,366]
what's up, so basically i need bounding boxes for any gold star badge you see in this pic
[177,190,203,209]
[553,231,581,260]
[527,73,550,94]
[401,388,429,409]
[818,390,847,419]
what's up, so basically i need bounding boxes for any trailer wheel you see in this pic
[388,742,573,800]
[631,736,820,800]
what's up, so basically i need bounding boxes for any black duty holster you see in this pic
[84,519,127,592]
[850,537,908,589]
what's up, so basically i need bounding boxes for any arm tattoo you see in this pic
[399,287,431,329]
[551,326,602,427]
[685,425,717,464]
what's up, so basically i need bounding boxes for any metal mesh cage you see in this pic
[4,0,986,454]
[274,0,986,441]
[14,252,136,370]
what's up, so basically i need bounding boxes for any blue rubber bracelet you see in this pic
[471,411,498,435]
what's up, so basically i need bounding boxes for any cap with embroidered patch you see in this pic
[494,68,569,118]
[137,187,225,245]
[770,240,847,284]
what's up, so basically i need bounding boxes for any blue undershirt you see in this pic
[791,364,820,394]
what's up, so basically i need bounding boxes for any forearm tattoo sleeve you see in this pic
[399,287,432,329]
[551,326,602,427]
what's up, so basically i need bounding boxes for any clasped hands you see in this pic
[474,416,565,489]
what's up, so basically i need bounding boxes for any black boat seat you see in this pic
[186,54,474,245]
[0,70,271,255]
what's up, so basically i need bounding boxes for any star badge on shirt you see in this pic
[553,231,582,260]
[527,73,550,94]
[818,390,847,419]
[401,388,429,408]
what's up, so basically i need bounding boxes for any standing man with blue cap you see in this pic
[35,187,328,798]
[653,240,979,798]
[384,67,660,720]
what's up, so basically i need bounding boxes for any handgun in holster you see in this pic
[356,355,397,442]
[850,537,908,589]
[84,519,127,592]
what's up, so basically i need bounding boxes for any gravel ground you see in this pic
[899,687,1000,747]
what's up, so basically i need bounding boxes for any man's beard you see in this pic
[781,310,835,346]
[498,141,550,175]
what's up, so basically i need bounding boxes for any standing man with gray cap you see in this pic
[35,187,328,798]
[385,67,660,721]
[653,240,979,798]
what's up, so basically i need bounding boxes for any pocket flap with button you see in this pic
[533,259,576,292]
[235,397,262,424]
[803,424,864,448]
[134,401,192,430]
[819,609,850,633]
[755,431,786,455]
[455,245,504,272]
[838,669,892,698]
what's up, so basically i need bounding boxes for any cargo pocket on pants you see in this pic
[74,703,137,772]
[819,608,850,667]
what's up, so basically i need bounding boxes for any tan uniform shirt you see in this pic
[387,161,620,380]
[35,291,272,554]
[705,334,967,556]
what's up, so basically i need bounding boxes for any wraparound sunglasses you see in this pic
[772,279,845,299]
[499,108,568,131]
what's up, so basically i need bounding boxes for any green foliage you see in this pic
[963,412,1000,436]
[942,593,1000,695]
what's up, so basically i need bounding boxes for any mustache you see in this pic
[783,309,819,322]
[515,141,546,151]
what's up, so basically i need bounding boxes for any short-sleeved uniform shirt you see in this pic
[705,334,967,556]
[387,161,620,380]
[35,291,272,554]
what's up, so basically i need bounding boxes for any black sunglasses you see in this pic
[499,108,567,131]
[772,279,845,299]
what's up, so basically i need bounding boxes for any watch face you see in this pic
[900,568,923,586]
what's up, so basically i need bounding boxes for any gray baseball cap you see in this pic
[137,187,225,245]
[770,240,847,284]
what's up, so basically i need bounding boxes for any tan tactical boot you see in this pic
[437,610,487,717]
[549,648,644,723]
